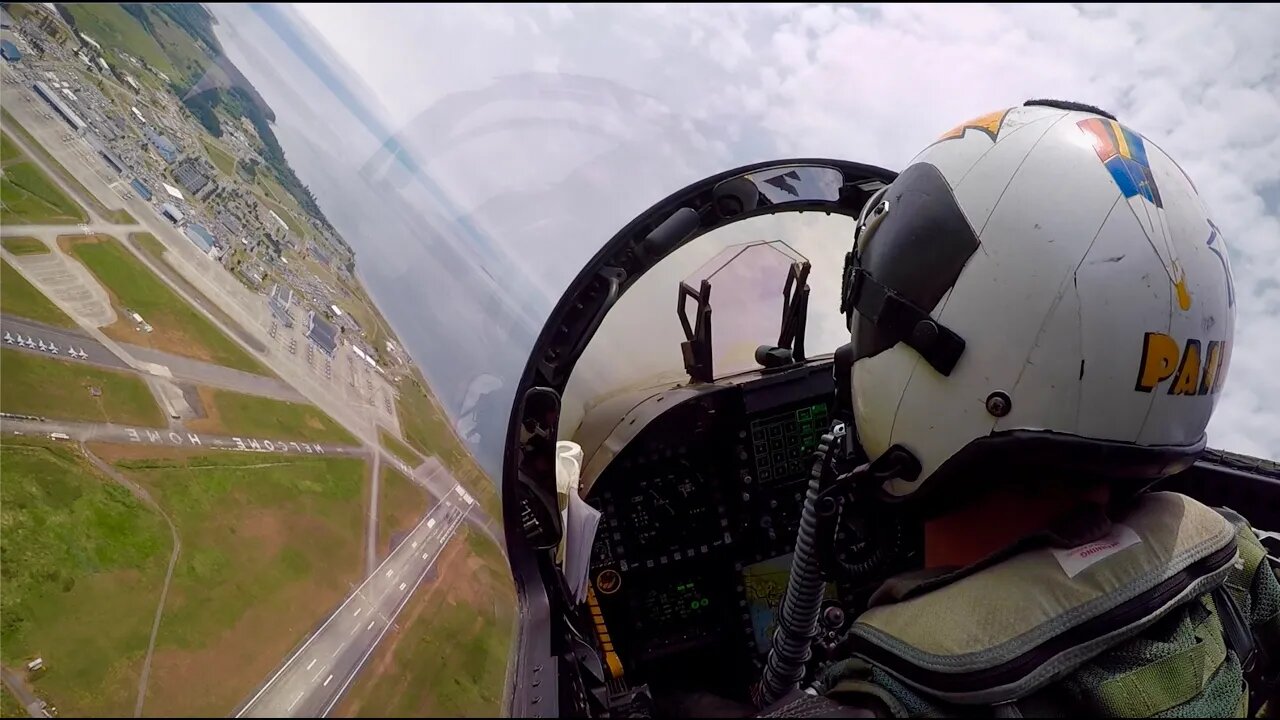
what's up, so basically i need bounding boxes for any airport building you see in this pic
[130,178,153,200]
[269,283,296,328]
[144,127,178,163]
[306,311,339,357]
[173,159,210,195]
[184,223,216,254]
[160,203,184,224]
[239,262,267,289]
[31,80,86,131]
[1,39,21,62]
[86,135,126,174]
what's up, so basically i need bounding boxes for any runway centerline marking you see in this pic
[288,691,304,711]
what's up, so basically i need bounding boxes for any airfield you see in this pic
[0,18,508,718]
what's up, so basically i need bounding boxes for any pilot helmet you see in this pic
[841,100,1235,508]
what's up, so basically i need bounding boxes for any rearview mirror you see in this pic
[712,165,844,219]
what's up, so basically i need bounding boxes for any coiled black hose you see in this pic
[756,429,838,706]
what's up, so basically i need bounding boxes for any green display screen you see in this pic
[748,402,829,485]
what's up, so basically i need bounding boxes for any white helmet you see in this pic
[840,100,1235,508]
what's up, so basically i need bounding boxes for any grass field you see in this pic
[186,386,357,444]
[132,231,167,258]
[201,137,237,177]
[0,131,19,163]
[379,428,420,467]
[378,465,429,558]
[0,438,170,717]
[396,376,500,518]
[256,172,309,226]
[0,348,165,427]
[62,4,178,80]
[257,191,308,238]
[0,160,88,225]
[0,117,135,225]
[337,529,515,717]
[0,685,25,718]
[2,236,50,255]
[102,449,368,717]
[127,232,269,359]
[1,258,76,328]
[63,235,270,375]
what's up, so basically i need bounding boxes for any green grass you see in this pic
[62,4,177,80]
[0,161,88,225]
[397,376,500,518]
[132,231,167,258]
[2,236,50,255]
[1,258,76,328]
[0,349,165,427]
[146,8,212,83]
[0,119,136,225]
[66,236,270,375]
[0,684,26,718]
[379,465,428,556]
[343,529,514,717]
[380,428,420,467]
[127,232,269,360]
[257,192,307,238]
[257,172,308,223]
[194,387,358,445]
[0,131,19,164]
[112,452,366,716]
[200,137,236,177]
[0,438,170,717]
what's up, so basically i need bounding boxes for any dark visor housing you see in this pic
[840,162,980,376]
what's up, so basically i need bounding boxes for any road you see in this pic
[0,417,364,457]
[236,485,473,718]
[0,665,48,718]
[120,344,306,403]
[1,315,128,369]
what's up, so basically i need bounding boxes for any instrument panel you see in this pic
[583,362,921,697]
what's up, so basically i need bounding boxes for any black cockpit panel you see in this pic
[582,361,922,699]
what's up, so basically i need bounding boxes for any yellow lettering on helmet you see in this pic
[1135,332,1180,392]
[1135,334,1229,395]
[1168,339,1201,395]
[1199,341,1223,396]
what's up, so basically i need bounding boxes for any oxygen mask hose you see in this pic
[756,425,845,707]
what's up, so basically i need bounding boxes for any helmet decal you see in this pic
[1134,332,1228,395]
[935,108,1010,144]
[1077,117,1163,208]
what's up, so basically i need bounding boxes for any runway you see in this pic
[235,484,473,717]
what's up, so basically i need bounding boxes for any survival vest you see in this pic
[808,492,1280,717]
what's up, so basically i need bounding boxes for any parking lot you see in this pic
[264,311,401,434]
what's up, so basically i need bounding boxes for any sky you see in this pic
[210,3,1279,465]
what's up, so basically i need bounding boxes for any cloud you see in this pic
[232,3,1277,461]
